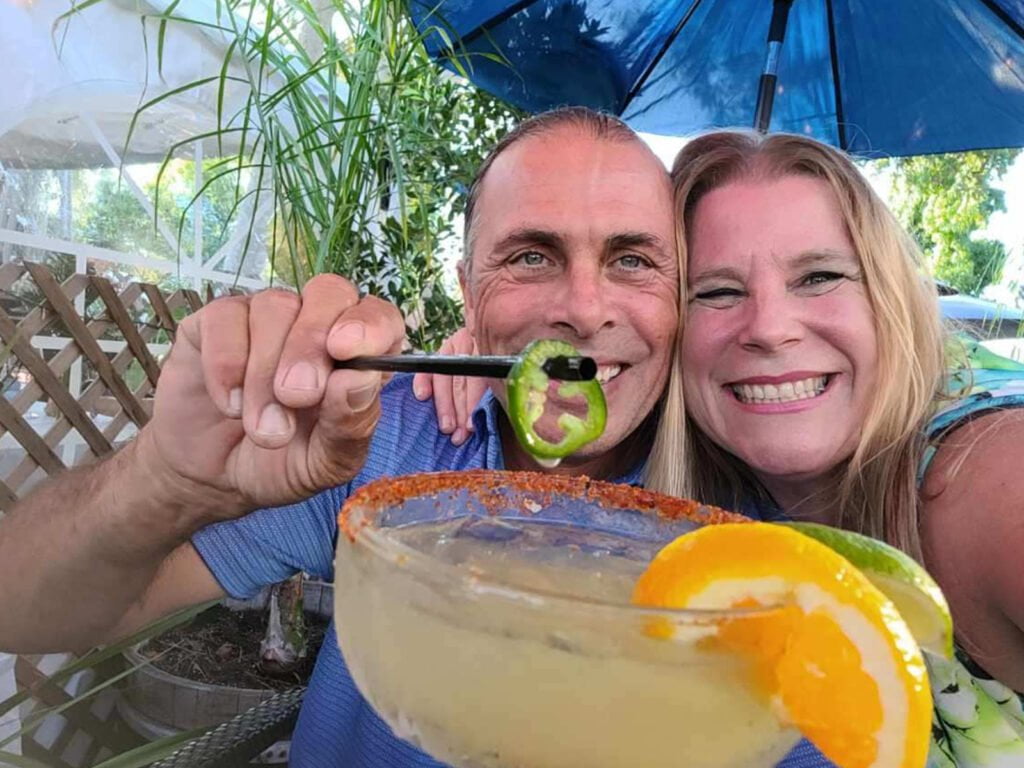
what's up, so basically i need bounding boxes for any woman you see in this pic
[649,131,1024,766]
[419,130,1024,766]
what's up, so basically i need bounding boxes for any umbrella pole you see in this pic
[753,0,794,133]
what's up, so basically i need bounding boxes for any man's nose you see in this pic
[738,288,803,352]
[548,261,612,338]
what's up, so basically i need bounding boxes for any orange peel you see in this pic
[632,522,932,768]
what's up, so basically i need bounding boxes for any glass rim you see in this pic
[338,470,787,621]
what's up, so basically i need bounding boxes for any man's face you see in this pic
[461,127,678,462]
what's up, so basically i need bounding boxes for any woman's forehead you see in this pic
[687,176,855,267]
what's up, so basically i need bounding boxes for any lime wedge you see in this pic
[781,521,954,658]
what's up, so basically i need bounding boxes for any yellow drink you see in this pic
[334,473,801,767]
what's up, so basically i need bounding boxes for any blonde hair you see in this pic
[645,130,948,560]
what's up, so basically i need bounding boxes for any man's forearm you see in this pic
[0,431,225,652]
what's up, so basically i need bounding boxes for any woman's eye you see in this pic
[695,287,741,300]
[691,287,744,305]
[799,271,845,289]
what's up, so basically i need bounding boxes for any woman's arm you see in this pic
[920,408,1024,691]
[412,327,490,445]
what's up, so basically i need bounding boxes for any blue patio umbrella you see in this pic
[407,0,1024,156]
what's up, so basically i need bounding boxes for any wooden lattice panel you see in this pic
[1,263,249,766]
[0,263,239,510]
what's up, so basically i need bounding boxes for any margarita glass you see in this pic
[334,471,802,768]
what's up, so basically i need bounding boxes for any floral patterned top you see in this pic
[920,351,1024,768]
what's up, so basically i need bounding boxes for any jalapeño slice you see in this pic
[506,339,607,461]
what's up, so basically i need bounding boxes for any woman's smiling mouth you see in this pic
[728,374,835,405]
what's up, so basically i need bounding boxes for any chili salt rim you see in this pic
[335,470,773,619]
[339,470,748,542]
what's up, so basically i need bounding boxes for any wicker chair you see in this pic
[151,686,306,768]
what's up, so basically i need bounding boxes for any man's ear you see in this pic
[457,259,477,338]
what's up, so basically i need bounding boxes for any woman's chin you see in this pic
[734,447,842,487]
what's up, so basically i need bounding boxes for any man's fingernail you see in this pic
[465,419,474,432]
[228,388,243,416]
[282,362,320,391]
[256,403,292,437]
[441,416,454,433]
[347,378,380,412]
[330,322,365,348]
[452,429,466,445]
[412,382,426,400]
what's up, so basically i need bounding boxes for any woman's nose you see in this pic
[737,289,803,352]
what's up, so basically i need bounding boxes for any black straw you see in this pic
[334,354,597,381]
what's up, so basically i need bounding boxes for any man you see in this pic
[0,107,680,766]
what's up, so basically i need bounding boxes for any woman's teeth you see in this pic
[731,375,829,404]
[595,364,622,385]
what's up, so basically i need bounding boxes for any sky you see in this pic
[639,133,1024,305]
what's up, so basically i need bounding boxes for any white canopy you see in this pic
[0,0,253,169]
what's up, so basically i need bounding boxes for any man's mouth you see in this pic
[595,364,626,385]
[729,374,833,405]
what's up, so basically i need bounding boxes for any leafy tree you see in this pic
[64,0,526,692]
[74,175,171,259]
[73,160,243,266]
[877,149,1020,294]
[129,0,524,353]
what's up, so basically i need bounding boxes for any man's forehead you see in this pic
[488,126,665,182]
[473,129,672,240]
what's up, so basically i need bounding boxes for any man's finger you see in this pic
[243,289,301,449]
[178,296,251,418]
[274,274,360,410]
[309,294,404,450]
[309,368,381,482]
[325,294,406,362]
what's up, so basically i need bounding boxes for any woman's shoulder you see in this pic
[921,406,1024,499]
[919,405,1024,691]
[920,370,1024,518]
[919,374,1024,483]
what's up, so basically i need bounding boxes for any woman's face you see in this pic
[681,174,879,492]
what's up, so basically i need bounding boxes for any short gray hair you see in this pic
[460,107,641,283]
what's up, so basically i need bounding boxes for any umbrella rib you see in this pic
[458,0,543,47]
[978,0,1024,40]
[621,0,706,114]
[825,0,847,149]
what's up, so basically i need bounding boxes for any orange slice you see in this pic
[632,522,932,768]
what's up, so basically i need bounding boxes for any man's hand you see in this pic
[140,274,405,518]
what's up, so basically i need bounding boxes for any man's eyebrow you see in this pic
[492,228,566,253]
[607,232,669,256]
[491,229,670,256]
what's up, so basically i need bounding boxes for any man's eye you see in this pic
[615,254,648,270]
[511,251,549,268]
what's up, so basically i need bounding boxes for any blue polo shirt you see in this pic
[192,375,833,768]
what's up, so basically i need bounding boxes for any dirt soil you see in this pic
[141,604,330,690]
